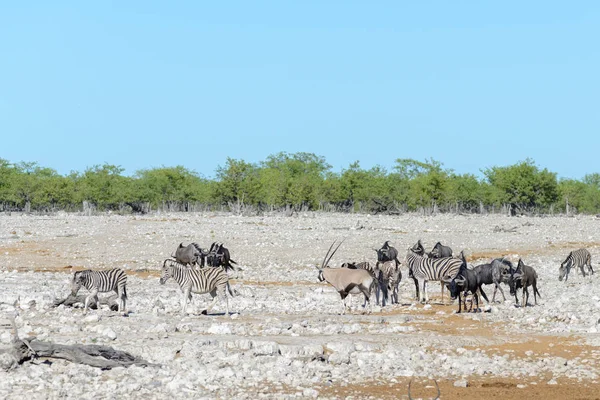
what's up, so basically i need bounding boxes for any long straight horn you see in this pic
[325,238,345,267]
[321,241,338,269]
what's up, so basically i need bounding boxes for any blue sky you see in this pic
[1,2,598,180]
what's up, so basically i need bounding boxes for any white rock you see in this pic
[103,328,117,340]
[83,314,101,323]
[453,379,468,387]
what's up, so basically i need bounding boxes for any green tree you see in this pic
[484,159,558,213]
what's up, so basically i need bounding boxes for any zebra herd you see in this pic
[317,240,595,314]
[70,242,237,316]
[68,239,595,317]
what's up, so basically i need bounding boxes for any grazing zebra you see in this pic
[159,259,233,315]
[405,245,463,304]
[559,249,594,281]
[375,261,401,306]
[71,268,128,315]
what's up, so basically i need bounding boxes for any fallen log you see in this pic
[53,294,118,311]
[2,338,155,370]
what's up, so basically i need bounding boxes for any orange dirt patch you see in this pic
[467,334,597,360]
[317,377,600,400]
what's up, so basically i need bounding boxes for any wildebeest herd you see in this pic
[68,238,594,316]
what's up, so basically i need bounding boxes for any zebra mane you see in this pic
[162,259,189,269]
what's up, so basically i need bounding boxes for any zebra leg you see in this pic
[202,288,219,315]
[440,282,445,305]
[84,288,98,315]
[117,287,126,314]
[224,285,230,316]
[423,280,429,303]
[412,277,420,301]
[181,287,191,315]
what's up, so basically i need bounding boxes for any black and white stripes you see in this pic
[160,259,233,315]
[405,247,463,304]
[559,248,594,281]
[71,268,128,315]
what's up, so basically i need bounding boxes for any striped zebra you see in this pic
[405,245,463,304]
[375,261,402,306]
[159,259,233,315]
[71,268,128,315]
[559,248,594,281]
[341,261,375,275]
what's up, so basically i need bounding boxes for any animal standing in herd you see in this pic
[63,236,592,317]
[71,268,128,316]
[559,248,594,281]
[316,240,375,314]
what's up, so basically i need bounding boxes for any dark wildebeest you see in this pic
[172,243,205,268]
[206,242,237,272]
[503,259,541,307]
[472,258,513,302]
[559,248,594,281]
[429,242,453,258]
[374,241,401,266]
[443,252,488,313]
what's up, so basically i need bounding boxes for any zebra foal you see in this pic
[405,245,463,304]
[159,259,233,315]
[559,248,594,281]
[71,268,128,315]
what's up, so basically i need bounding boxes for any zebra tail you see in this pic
[123,285,128,300]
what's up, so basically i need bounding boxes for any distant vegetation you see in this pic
[1,153,599,215]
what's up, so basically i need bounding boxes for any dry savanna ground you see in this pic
[1,212,600,399]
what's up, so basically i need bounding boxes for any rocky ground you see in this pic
[1,212,599,399]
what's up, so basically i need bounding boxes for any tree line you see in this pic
[1,153,599,215]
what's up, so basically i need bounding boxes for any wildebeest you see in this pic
[503,259,541,307]
[172,242,205,268]
[429,242,453,258]
[472,258,513,302]
[559,248,594,281]
[443,253,488,313]
[374,241,401,266]
[316,241,375,314]
[205,242,237,272]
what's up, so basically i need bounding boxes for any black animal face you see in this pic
[317,270,325,282]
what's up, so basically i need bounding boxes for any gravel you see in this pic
[1,212,599,398]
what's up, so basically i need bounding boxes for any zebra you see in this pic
[341,261,375,275]
[159,259,233,315]
[71,268,128,315]
[559,249,594,281]
[375,261,402,306]
[405,245,463,304]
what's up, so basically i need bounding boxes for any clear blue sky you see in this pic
[1,2,598,180]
